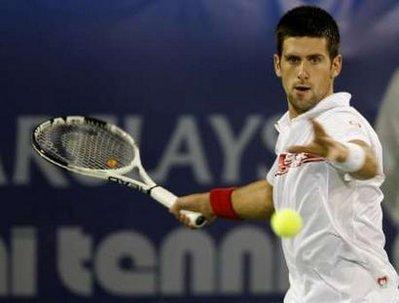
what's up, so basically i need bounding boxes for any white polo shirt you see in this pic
[267,92,399,303]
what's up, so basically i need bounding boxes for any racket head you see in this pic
[32,116,138,176]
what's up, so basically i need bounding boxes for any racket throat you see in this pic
[108,176,149,193]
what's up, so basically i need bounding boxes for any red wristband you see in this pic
[210,187,240,220]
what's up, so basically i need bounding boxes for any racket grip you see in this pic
[150,186,207,228]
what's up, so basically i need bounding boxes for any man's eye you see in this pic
[287,57,299,64]
[310,57,322,64]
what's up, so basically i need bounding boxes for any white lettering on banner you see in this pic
[3,114,279,186]
[0,237,7,295]
[210,115,263,183]
[0,227,37,297]
[95,231,156,295]
[257,114,280,179]
[150,116,213,184]
[160,229,216,295]
[0,224,345,298]
[220,227,273,294]
[260,114,280,152]
[54,226,288,297]
[58,228,93,296]
[124,115,143,146]
[2,225,396,299]
[11,228,37,296]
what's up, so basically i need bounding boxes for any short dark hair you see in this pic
[275,6,340,59]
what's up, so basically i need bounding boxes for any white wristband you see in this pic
[332,142,366,173]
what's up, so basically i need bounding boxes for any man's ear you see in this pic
[274,54,282,77]
[331,54,342,78]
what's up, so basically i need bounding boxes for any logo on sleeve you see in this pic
[377,276,388,288]
[349,120,362,128]
[275,153,325,176]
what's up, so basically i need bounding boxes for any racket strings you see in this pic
[35,122,135,170]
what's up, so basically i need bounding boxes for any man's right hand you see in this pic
[170,193,216,228]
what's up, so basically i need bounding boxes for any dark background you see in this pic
[1,1,399,302]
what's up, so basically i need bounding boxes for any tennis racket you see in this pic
[32,116,207,228]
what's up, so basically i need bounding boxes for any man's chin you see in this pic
[289,99,317,114]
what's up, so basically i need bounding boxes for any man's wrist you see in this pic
[331,142,366,173]
[209,187,240,220]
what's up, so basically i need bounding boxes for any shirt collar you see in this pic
[275,92,352,133]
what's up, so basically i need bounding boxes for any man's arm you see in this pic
[170,180,274,227]
[288,119,378,180]
[231,180,274,220]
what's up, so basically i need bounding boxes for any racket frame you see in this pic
[32,116,206,227]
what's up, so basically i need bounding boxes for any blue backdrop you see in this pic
[2,1,399,302]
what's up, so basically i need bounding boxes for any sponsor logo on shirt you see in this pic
[275,153,325,176]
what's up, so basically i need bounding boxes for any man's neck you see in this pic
[288,104,305,119]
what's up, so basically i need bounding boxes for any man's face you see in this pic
[274,37,342,117]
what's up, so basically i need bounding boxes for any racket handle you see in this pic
[150,186,207,228]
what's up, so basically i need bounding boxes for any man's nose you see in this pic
[297,62,309,80]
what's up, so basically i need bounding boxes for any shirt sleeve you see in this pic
[266,156,279,186]
[319,110,371,145]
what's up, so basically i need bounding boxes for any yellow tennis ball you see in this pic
[271,209,303,238]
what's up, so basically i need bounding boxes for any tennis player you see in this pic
[170,6,399,302]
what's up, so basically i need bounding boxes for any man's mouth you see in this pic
[294,85,311,92]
